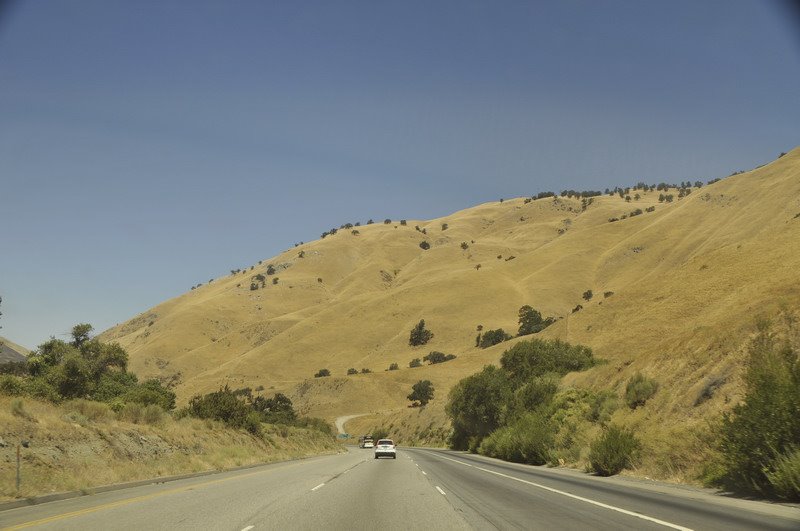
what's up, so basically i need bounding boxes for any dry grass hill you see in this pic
[101,147,800,482]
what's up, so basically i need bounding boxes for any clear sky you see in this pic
[1,0,798,349]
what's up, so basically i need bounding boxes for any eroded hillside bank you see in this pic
[0,397,341,501]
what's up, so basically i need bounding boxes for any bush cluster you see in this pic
[588,425,641,476]
[517,305,555,336]
[447,338,596,452]
[624,373,658,409]
[184,386,313,437]
[423,351,456,364]
[407,380,434,406]
[409,320,433,346]
[707,325,800,499]
[478,329,511,348]
[0,324,175,411]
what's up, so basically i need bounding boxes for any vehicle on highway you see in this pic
[359,435,374,448]
[374,439,396,459]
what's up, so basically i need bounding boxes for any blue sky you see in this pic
[1,0,798,349]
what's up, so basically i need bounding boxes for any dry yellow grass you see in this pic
[100,148,800,483]
[0,397,341,501]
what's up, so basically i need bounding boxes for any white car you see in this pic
[363,440,374,448]
[374,439,396,459]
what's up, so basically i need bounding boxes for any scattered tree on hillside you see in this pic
[419,241,430,250]
[388,363,399,371]
[446,365,511,450]
[409,358,422,368]
[250,392,297,424]
[479,329,511,348]
[441,223,448,231]
[582,290,593,301]
[266,264,276,275]
[517,306,555,336]
[347,368,358,375]
[461,242,469,250]
[409,320,433,346]
[314,368,330,378]
[423,351,456,364]
[407,380,434,406]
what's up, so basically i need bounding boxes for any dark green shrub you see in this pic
[710,327,800,496]
[409,358,422,368]
[294,416,333,435]
[347,368,358,375]
[625,373,658,408]
[120,379,176,410]
[500,339,595,385]
[446,365,512,450]
[419,241,430,250]
[587,390,620,424]
[461,242,469,250]
[0,361,28,376]
[388,363,399,371]
[360,368,371,374]
[517,305,555,336]
[314,368,330,378]
[441,223,448,231]
[588,424,640,476]
[766,448,800,500]
[479,412,553,465]
[372,427,390,440]
[423,351,456,364]
[409,320,433,346]
[479,329,511,348]
[251,392,296,424]
[0,374,25,396]
[186,385,261,435]
[582,290,593,301]
[407,380,434,406]
[384,218,391,224]
[509,375,559,418]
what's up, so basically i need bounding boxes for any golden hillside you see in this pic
[102,148,800,477]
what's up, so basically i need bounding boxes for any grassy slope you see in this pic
[0,337,31,356]
[101,148,800,482]
[0,397,341,501]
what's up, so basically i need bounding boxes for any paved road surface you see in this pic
[334,414,367,435]
[1,447,797,530]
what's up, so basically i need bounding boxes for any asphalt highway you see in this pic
[1,447,797,530]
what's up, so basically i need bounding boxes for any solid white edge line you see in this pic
[241,527,255,531]
[435,486,446,495]
[422,471,427,475]
[429,453,692,531]
[311,483,325,491]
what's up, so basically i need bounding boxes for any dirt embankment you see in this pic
[0,397,342,501]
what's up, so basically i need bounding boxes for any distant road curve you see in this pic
[334,413,369,435]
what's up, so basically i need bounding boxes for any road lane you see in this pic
[2,446,798,530]
[0,450,365,531]
[406,448,800,531]
[253,449,468,530]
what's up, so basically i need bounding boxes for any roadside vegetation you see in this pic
[703,322,800,500]
[0,324,339,500]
